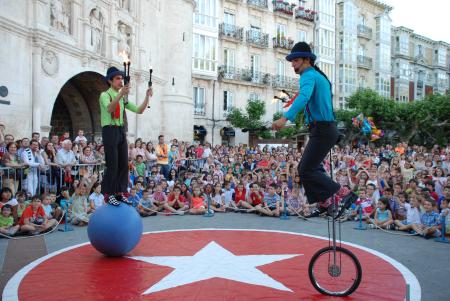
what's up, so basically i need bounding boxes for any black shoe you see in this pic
[107,195,121,206]
[329,192,359,220]
[116,194,133,206]
[304,209,321,218]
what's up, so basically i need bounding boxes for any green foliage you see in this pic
[227,99,267,137]
[337,89,450,146]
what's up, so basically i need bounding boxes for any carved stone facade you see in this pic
[0,0,196,142]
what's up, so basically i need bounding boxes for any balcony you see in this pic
[194,106,206,116]
[247,0,268,10]
[273,1,294,17]
[246,29,269,48]
[295,8,315,22]
[357,55,373,69]
[272,75,298,91]
[357,24,372,40]
[218,65,271,86]
[225,0,241,3]
[272,37,294,52]
[219,23,244,43]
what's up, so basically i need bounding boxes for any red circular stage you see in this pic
[3,229,420,301]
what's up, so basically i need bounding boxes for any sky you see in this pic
[384,0,450,43]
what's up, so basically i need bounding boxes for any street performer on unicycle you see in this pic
[272,42,362,296]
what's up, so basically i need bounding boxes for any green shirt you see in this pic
[0,215,13,227]
[135,162,146,177]
[99,87,139,127]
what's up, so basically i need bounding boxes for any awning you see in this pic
[220,127,235,137]
[194,125,207,137]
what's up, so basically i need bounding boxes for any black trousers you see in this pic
[101,126,128,194]
[298,122,341,204]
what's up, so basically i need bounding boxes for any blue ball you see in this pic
[87,204,143,257]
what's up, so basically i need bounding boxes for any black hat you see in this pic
[286,42,316,62]
[105,66,125,81]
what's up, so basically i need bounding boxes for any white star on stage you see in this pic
[127,241,302,295]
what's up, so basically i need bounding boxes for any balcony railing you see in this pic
[247,0,268,10]
[219,23,244,42]
[295,8,315,22]
[273,1,294,16]
[218,65,271,86]
[246,29,269,48]
[272,37,294,51]
[194,106,206,116]
[357,24,372,39]
[357,55,372,69]
[272,75,298,90]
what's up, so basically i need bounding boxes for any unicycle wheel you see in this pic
[308,246,362,297]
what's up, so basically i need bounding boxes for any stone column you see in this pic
[160,0,195,142]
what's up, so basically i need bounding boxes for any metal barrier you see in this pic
[0,163,104,196]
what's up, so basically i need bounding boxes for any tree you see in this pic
[227,99,272,139]
[336,88,450,146]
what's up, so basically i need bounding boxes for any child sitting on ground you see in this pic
[411,198,441,239]
[20,195,57,235]
[371,197,394,229]
[138,190,158,217]
[394,195,421,232]
[0,204,20,236]
[189,186,206,215]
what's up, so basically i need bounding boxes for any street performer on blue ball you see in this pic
[99,66,152,206]
[272,42,357,218]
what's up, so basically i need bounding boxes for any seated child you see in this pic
[189,186,206,215]
[164,186,188,215]
[0,204,20,236]
[371,197,394,229]
[411,198,441,238]
[20,195,57,235]
[394,195,421,231]
[138,190,158,217]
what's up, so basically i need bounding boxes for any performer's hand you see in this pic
[146,87,153,98]
[272,117,287,131]
[120,84,131,96]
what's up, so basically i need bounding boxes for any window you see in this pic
[193,87,206,115]
[397,35,409,55]
[436,48,446,66]
[316,0,335,27]
[276,23,286,40]
[376,15,391,44]
[224,12,235,25]
[415,44,423,57]
[338,96,347,109]
[358,45,365,57]
[338,63,357,95]
[297,30,306,42]
[398,61,410,80]
[223,48,235,72]
[223,90,234,113]
[359,15,366,26]
[193,34,218,72]
[249,92,260,101]
[376,43,391,72]
[358,75,366,89]
[317,61,334,82]
[250,54,261,76]
[277,59,285,76]
[316,28,335,59]
[376,73,390,98]
[194,0,217,28]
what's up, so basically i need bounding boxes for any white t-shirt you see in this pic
[202,148,212,159]
[222,189,234,205]
[405,203,421,225]
[6,198,19,206]
[74,135,87,143]
[89,192,104,209]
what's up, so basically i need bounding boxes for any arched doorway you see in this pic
[50,71,107,141]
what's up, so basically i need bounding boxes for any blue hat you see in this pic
[286,42,316,62]
[105,66,125,81]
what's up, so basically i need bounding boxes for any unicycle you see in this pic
[308,150,362,297]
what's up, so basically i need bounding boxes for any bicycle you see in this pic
[308,149,362,297]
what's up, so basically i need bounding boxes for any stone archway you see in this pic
[50,71,107,141]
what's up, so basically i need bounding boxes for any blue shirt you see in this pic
[283,67,334,124]
[264,193,280,207]
[420,211,440,227]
